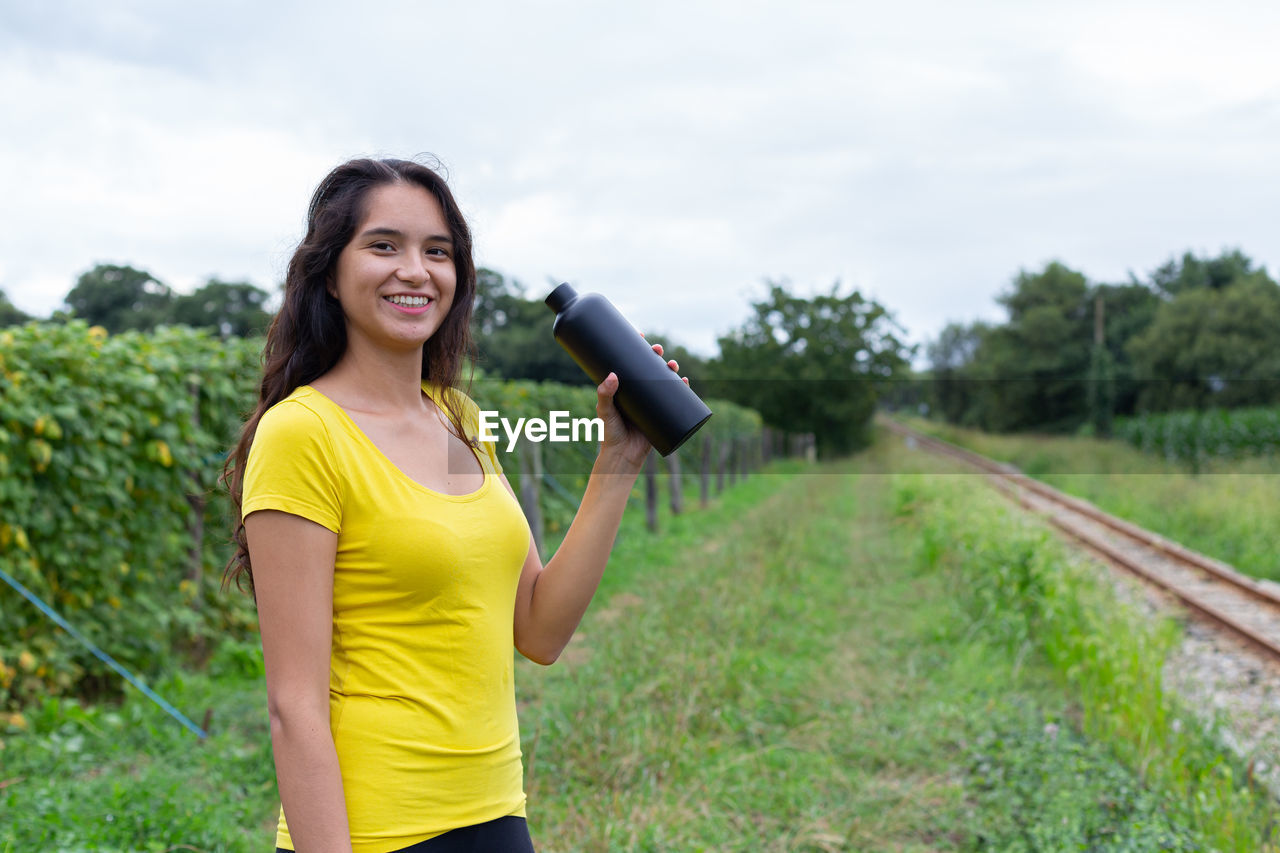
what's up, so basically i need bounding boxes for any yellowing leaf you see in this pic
[155,440,173,467]
[28,439,52,471]
[17,650,35,672]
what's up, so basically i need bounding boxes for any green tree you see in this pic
[1127,275,1280,411]
[638,333,710,384]
[63,263,174,333]
[925,320,987,425]
[965,262,1093,432]
[1090,282,1160,418]
[0,288,32,326]
[707,280,911,457]
[471,270,711,387]
[1087,343,1117,437]
[471,269,584,384]
[171,278,273,338]
[1149,248,1262,297]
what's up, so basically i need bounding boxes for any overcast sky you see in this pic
[3,0,1278,360]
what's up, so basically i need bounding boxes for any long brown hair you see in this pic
[222,157,478,594]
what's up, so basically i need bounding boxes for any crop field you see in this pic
[1116,406,1280,465]
[3,433,1276,850]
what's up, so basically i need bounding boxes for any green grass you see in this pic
[889,438,1278,850]
[902,416,1280,583]
[3,437,1274,850]
[0,643,276,851]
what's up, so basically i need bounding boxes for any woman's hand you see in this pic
[594,339,687,470]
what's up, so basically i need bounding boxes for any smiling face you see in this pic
[329,180,458,355]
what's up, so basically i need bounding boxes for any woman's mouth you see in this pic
[385,294,432,307]
[384,294,433,314]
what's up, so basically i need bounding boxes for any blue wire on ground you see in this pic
[0,564,209,739]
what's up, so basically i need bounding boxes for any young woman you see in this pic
[223,157,683,852]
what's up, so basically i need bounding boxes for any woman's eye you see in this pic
[426,247,450,257]
[372,241,395,251]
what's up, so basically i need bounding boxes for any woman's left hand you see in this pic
[595,339,687,470]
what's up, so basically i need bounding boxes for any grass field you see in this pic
[2,434,1275,850]
[901,416,1280,583]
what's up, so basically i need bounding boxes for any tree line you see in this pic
[2,263,915,458]
[0,264,275,339]
[473,272,912,457]
[923,248,1280,434]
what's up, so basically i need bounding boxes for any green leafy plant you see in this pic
[0,323,767,713]
[0,322,262,711]
[1116,406,1280,466]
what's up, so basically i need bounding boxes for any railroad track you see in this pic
[885,419,1280,664]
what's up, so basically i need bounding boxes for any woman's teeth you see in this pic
[386,295,431,307]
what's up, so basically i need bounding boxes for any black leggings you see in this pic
[276,816,534,853]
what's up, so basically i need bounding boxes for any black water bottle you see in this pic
[545,283,713,456]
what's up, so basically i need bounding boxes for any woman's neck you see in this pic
[316,341,430,415]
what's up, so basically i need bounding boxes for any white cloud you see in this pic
[1,0,1277,360]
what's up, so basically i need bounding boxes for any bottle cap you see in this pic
[545,282,578,314]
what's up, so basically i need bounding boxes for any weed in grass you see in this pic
[964,703,1200,851]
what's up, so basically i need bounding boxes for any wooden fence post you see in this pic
[644,450,659,532]
[700,435,711,508]
[666,450,683,516]
[716,439,727,493]
[186,381,204,607]
[517,441,545,558]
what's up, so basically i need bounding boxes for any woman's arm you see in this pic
[246,510,353,853]
[510,361,678,665]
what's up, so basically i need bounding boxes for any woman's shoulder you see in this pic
[244,386,344,525]
[256,386,336,440]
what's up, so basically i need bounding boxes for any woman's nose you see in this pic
[396,254,430,284]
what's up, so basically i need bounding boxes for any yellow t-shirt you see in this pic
[242,383,531,853]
